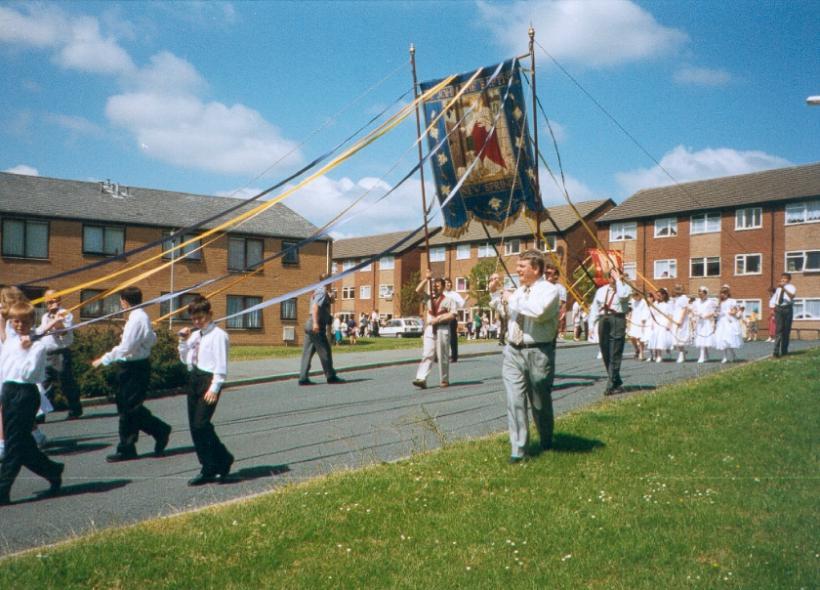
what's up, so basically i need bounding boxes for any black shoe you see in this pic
[0,494,10,506]
[45,463,64,496]
[326,376,345,384]
[298,379,314,386]
[66,410,83,420]
[216,458,235,484]
[412,379,427,389]
[106,452,138,463]
[154,426,171,457]
[188,472,217,486]
[35,413,46,424]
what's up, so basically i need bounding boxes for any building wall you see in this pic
[0,216,328,345]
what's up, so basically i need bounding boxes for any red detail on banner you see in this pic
[588,249,624,287]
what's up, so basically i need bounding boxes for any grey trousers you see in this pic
[501,342,556,458]
[299,328,336,381]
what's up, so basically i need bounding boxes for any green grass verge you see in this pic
[229,337,488,361]
[3,349,818,589]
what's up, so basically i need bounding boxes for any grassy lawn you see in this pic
[229,336,490,361]
[2,349,817,589]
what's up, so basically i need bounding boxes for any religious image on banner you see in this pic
[588,249,625,287]
[419,59,541,237]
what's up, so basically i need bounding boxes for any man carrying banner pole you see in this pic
[591,268,632,396]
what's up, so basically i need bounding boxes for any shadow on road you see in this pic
[156,445,196,458]
[45,440,111,456]
[221,464,290,484]
[12,479,132,506]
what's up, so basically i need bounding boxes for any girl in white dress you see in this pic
[647,288,674,362]
[691,287,718,363]
[627,291,648,360]
[587,292,601,358]
[672,285,691,363]
[714,285,743,363]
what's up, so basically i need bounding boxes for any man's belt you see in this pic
[601,311,625,317]
[508,341,553,350]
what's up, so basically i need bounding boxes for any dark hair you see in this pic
[433,278,445,289]
[781,272,792,281]
[657,288,669,302]
[519,249,545,275]
[119,286,143,306]
[187,295,212,316]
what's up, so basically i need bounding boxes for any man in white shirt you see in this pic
[413,272,458,389]
[93,287,172,463]
[36,290,83,419]
[489,250,559,462]
[178,297,234,486]
[769,272,797,357]
[592,269,632,395]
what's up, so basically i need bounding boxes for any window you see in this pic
[654,217,678,238]
[477,243,495,258]
[456,277,469,292]
[429,247,446,262]
[159,292,201,320]
[341,259,355,272]
[504,239,521,256]
[379,284,394,299]
[654,259,677,279]
[379,255,395,270]
[226,295,263,329]
[456,244,471,259]
[623,262,637,280]
[83,225,125,256]
[162,231,202,261]
[79,289,121,319]
[786,250,820,273]
[1,218,48,259]
[281,240,299,265]
[735,299,761,319]
[228,237,263,271]
[537,235,556,252]
[794,298,820,320]
[735,253,762,275]
[609,221,637,241]
[359,285,371,299]
[280,297,298,320]
[690,213,721,235]
[503,275,520,289]
[359,259,372,272]
[785,200,820,225]
[690,256,721,277]
[342,286,355,300]
[735,207,762,230]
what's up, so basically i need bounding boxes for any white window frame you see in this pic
[378,284,394,299]
[379,255,395,270]
[734,253,762,276]
[785,200,820,225]
[429,247,446,262]
[477,243,494,258]
[359,285,371,299]
[456,244,471,260]
[653,259,677,279]
[359,259,372,272]
[537,235,556,252]
[455,277,469,292]
[342,286,355,300]
[623,262,637,280]
[735,207,762,230]
[793,298,820,320]
[341,259,355,272]
[690,212,721,235]
[609,221,637,242]
[504,239,521,256]
[735,299,762,319]
[689,256,721,278]
[653,217,678,238]
[785,250,820,273]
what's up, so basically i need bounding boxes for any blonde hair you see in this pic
[0,286,27,319]
[7,301,35,325]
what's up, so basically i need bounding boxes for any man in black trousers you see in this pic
[769,272,797,357]
[592,268,632,395]
[299,274,344,385]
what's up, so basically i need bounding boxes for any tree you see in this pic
[467,258,499,310]
[400,271,424,316]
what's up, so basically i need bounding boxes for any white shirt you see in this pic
[178,322,229,393]
[0,336,47,384]
[769,283,797,308]
[552,281,568,304]
[443,290,466,308]
[492,277,559,345]
[692,297,717,319]
[101,307,157,365]
[592,280,632,315]
[36,308,75,351]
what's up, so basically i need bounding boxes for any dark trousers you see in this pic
[44,349,82,416]
[299,328,336,381]
[115,360,170,455]
[187,367,233,475]
[598,314,626,391]
[449,318,459,361]
[773,305,793,357]
[0,383,63,499]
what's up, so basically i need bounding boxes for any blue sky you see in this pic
[1,1,818,237]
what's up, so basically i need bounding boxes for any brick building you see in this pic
[419,199,615,328]
[595,162,820,336]
[0,172,330,345]
[331,227,439,323]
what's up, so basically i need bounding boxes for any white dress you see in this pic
[691,298,717,348]
[715,298,743,350]
[587,297,599,344]
[673,295,691,346]
[648,301,674,350]
[628,299,648,340]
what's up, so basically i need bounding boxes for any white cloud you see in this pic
[539,170,597,206]
[126,51,206,95]
[46,113,104,137]
[616,145,793,194]
[4,164,39,176]
[673,65,733,86]
[54,15,135,74]
[477,0,687,68]
[0,5,64,48]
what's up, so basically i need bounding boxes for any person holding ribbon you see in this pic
[412,271,457,389]
[591,268,632,395]
[769,272,797,358]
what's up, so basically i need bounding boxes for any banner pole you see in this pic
[529,26,543,242]
[410,44,433,282]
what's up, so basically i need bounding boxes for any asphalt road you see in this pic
[1,340,815,557]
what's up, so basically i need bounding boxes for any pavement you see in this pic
[0,338,816,557]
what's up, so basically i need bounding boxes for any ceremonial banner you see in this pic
[420,59,541,237]
[588,249,625,287]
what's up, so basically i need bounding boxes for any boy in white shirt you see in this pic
[92,287,171,463]
[0,302,64,506]
[37,290,83,419]
[178,297,234,485]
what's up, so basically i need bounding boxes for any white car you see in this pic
[379,317,424,338]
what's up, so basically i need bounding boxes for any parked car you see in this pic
[379,317,424,338]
